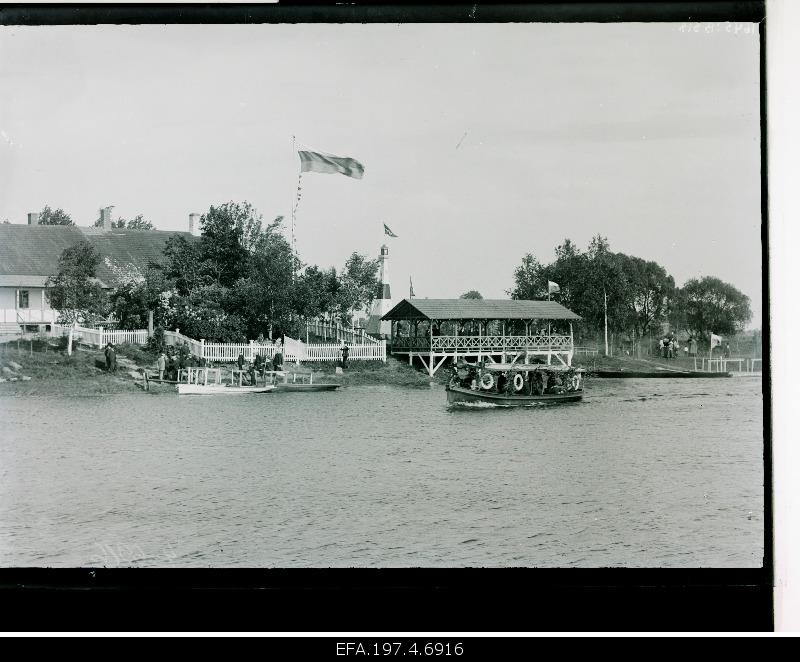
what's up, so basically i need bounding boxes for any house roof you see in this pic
[0,224,193,288]
[381,298,581,321]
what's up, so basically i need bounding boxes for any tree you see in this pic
[45,241,108,323]
[510,254,546,300]
[39,205,74,226]
[460,290,483,299]
[94,213,154,230]
[334,253,380,322]
[681,276,752,338]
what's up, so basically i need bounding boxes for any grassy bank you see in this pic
[0,340,434,395]
[5,341,693,397]
[0,339,146,396]
[306,357,433,387]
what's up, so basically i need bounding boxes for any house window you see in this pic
[18,290,30,309]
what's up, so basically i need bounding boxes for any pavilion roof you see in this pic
[381,298,581,321]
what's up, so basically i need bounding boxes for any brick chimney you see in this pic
[189,213,202,237]
[27,212,40,225]
[100,206,114,230]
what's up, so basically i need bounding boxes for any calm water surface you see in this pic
[0,377,764,567]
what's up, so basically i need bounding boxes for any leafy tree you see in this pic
[460,290,483,299]
[334,253,380,322]
[94,213,154,230]
[197,202,251,286]
[39,205,74,226]
[45,241,108,323]
[681,276,752,338]
[615,255,675,341]
[510,254,547,300]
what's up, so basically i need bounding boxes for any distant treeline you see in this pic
[510,235,753,347]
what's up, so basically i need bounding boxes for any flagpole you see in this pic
[291,134,297,274]
[604,287,609,357]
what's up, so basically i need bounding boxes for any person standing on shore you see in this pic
[272,343,283,373]
[108,344,117,373]
[341,344,350,370]
[104,342,113,371]
[157,352,166,380]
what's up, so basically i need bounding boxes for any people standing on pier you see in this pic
[272,342,284,373]
[157,352,166,380]
[167,351,176,381]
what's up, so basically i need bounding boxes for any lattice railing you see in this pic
[392,334,572,352]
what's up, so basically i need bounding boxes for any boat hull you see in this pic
[177,384,275,395]
[446,385,582,406]
[273,383,341,393]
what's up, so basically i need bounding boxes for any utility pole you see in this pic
[604,287,609,356]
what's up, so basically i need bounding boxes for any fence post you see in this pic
[200,338,205,361]
[99,326,104,347]
[249,339,254,361]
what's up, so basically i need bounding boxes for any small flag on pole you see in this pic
[298,150,365,179]
[409,276,415,298]
[710,333,722,349]
[384,223,398,238]
[548,280,561,294]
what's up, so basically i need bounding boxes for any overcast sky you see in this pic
[0,22,762,326]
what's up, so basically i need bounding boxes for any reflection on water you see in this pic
[0,377,764,567]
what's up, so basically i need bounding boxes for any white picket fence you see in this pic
[51,324,385,363]
[52,324,147,347]
[163,330,203,358]
[305,320,379,345]
[202,341,279,363]
[285,335,386,363]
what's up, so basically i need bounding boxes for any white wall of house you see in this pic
[0,286,57,324]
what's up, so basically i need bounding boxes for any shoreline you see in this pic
[0,341,759,396]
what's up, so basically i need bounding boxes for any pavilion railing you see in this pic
[391,334,572,352]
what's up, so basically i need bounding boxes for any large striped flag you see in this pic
[384,223,398,238]
[298,150,365,179]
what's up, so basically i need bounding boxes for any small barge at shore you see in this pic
[589,370,731,379]
[446,361,584,406]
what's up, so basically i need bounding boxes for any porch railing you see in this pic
[391,334,573,352]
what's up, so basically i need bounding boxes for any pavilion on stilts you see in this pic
[381,298,582,377]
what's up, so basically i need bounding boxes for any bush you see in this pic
[146,326,165,353]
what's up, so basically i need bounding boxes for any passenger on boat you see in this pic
[496,372,508,394]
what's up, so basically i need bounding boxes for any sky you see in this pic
[0,22,763,326]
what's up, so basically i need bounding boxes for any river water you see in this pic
[0,377,764,568]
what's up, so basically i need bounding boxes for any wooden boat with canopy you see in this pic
[446,361,585,406]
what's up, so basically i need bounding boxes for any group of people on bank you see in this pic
[659,335,732,359]
[155,341,196,381]
[147,337,352,383]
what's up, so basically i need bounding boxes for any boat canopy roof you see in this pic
[381,298,581,321]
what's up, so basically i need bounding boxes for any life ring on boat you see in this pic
[480,373,494,390]
[513,373,525,392]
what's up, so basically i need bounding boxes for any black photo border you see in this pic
[0,1,772,633]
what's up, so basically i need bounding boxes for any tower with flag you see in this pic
[366,244,393,337]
